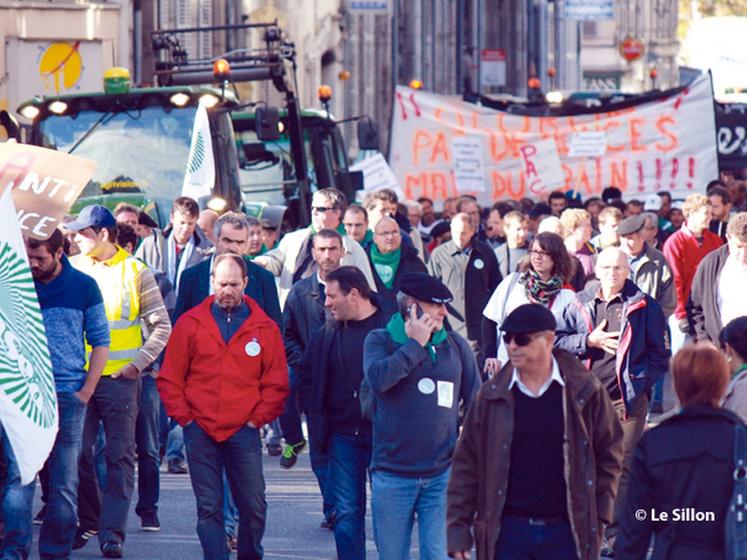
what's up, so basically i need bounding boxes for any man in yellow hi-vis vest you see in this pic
[67,205,171,559]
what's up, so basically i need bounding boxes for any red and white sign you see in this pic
[481,49,506,88]
[519,140,565,194]
[389,73,718,207]
[620,37,645,62]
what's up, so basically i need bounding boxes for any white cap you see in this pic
[644,194,662,211]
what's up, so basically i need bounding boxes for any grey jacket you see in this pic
[629,243,676,318]
[135,226,212,288]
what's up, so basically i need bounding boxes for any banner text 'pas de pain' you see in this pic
[389,73,718,206]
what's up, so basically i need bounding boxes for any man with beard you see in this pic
[158,254,288,560]
[7,230,109,560]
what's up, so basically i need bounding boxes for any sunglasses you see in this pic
[502,332,537,346]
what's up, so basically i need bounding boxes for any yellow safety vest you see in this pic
[73,247,146,375]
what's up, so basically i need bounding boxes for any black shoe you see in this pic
[167,459,188,474]
[101,540,124,558]
[267,443,282,457]
[33,504,46,525]
[72,528,97,550]
[279,439,307,469]
[320,518,333,530]
[140,512,160,532]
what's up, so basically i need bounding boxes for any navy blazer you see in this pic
[174,256,282,327]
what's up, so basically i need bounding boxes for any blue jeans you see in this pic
[159,401,185,463]
[371,468,450,560]
[494,516,577,560]
[184,422,266,560]
[223,471,237,539]
[38,392,88,560]
[0,425,35,560]
[78,376,139,545]
[309,438,334,523]
[135,376,160,517]
[328,433,371,560]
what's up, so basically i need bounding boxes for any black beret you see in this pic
[617,214,646,236]
[501,303,556,333]
[430,220,451,239]
[528,202,552,220]
[400,273,453,304]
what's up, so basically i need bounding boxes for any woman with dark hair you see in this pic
[482,232,575,376]
[721,316,747,421]
[616,343,742,559]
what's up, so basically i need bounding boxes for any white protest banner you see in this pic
[350,152,405,199]
[0,143,96,240]
[452,136,486,192]
[182,104,215,201]
[568,131,608,157]
[0,187,57,484]
[389,73,718,207]
[519,139,565,194]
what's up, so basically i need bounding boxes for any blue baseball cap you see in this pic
[64,205,116,232]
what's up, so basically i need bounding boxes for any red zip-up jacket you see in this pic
[662,227,722,320]
[158,295,289,442]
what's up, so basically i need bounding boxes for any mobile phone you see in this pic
[399,299,424,320]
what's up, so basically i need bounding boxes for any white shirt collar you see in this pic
[508,357,564,398]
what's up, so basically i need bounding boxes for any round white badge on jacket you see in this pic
[245,340,261,357]
[473,258,485,270]
[418,378,435,395]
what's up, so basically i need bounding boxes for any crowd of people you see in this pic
[2,174,747,560]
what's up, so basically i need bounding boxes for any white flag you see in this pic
[0,187,57,484]
[181,104,216,200]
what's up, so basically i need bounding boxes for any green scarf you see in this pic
[370,245,401,289]
[310,223,347,235]
[386,312,448,362]
[733,364,747,380]
[247,244,268,260]
[362,229,374,246]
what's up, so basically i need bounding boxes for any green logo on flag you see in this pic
[187,130,206,174]
[0,243,56,429]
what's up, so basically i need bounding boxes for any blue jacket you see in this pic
[35,255,110,393]
[554,279,669,417]
[363,327,481,477]
[174,256,281,327]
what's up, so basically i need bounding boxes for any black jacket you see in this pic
[688,245,729,344]
[297,298,389,451]
[428,239,501,341]
[282,274,327,368]
[367,241,427,315]
[615,406,741,559]
[174,256,281,327]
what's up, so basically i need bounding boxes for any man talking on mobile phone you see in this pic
[363,272,481,559]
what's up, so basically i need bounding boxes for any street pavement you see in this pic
[27,450,395,560]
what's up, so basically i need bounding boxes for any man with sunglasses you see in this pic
[554,246,669,555]
[448,303,623,560]
[253,188,375,308]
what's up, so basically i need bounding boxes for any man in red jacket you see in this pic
[158,253,289,560]
[663,193,723,354]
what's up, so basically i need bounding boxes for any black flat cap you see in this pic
[617,214,646,236]
[400,273,453,304]
[501,303,556,333]
[430,220,451,239]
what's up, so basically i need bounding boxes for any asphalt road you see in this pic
[27,450,389,560]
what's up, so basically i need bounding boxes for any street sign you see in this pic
[481,49,506,88]
[347,0,390,14]
[620,37,646,62]
[564,0,614,20]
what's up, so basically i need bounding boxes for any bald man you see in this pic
[555,247,669,551]
[366,217,427,315]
